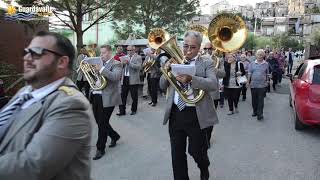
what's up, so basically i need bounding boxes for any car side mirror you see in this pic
[290,75,298,82]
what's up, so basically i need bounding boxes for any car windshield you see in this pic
[313,65,320,84]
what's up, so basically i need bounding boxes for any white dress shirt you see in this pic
[173,58,196,107]
[124,55,133,76]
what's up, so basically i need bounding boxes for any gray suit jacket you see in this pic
[76,54,87,81]
[160,56,219,129]
[121,54,142,85]
[101,58,122,107]
[0,78,93,180]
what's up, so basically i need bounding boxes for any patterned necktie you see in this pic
[177,83,190,111]
[176,59,195,111]
[0,93,33,127]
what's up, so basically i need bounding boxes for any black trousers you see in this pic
[148,77,160,104]
[287,62,293,74]
[213,92,225,109]
[92,94,120,151]
[267,72,278,92]
[241,84,247,100]
[224,87,241,111]
[119,76,139,113]
[169,105,210,180]
[251,88,266,117]
[76,80,90,98]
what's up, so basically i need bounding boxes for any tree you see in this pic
[111,0,200,39]
[272,33,303,51]
[44,0,121,51]
[243,32,256,50]
[310,29,320,47]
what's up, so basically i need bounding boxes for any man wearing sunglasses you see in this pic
[0,31,93,180]
[160,31,218,180]
[117,45,142,116]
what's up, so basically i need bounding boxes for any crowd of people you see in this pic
[0,30,302,180]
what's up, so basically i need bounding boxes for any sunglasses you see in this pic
[23,47,64,59]
[203,48,213,50]
[127,50,133,51]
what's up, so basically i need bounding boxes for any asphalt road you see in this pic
[90,78,320,180]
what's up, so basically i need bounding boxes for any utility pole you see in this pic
[254,16,257,36]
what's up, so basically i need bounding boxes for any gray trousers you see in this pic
[251,88,266,117]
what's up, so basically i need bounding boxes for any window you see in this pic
[313,65,320,84]
[297,63,307,79]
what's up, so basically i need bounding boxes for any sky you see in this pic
[200,0,278,14]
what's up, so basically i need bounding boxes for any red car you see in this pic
[289,58,320,130]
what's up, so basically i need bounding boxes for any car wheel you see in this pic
[289,94,292,107]
[295,112,306,130]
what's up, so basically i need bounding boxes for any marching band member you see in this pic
[160,31,218,180]
[92,45,122,160]
[144,48,161,106]
[0,31,93,180]
[117,45,142,116]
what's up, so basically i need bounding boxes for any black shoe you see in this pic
[116,112,125,116]
[257,116,264,120]
[93,150,105,160]
[148,102,153,105]
[130,111,136,115]
[151,103,157,107]
[200,168,209,180]
[252,113,257,117]
[109,136,120,148]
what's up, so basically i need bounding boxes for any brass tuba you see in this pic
[148,28,205,104]
[79,54,107,91]
[143,49,160,73]
[191,13,248,70]
[208,13,247,55]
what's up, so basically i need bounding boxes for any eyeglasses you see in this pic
[127,50,133,51]
[23,47,64,59]
[183,45,198,50]
[203,48,213,50]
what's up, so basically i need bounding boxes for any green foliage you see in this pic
[243,32,256,50]
[15,0,37,6]
[310,29,320,47]
[306,6,320,14]
[272,33,303,51]
[254,36,274,50]
[46,0,121,51]
[0,62,24,96]
[112,0,200,39]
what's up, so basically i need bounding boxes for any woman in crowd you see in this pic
[223,53,246,115]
